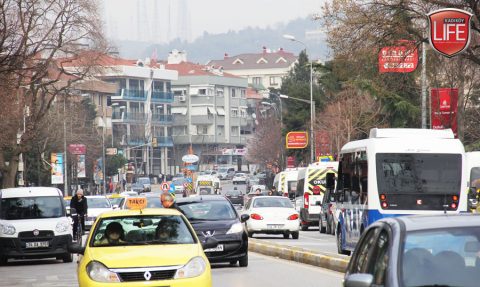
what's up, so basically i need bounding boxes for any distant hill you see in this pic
[112,17,329,63]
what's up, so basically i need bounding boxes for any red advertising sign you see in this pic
[428,8,472,57]
[378,43,418,73]
[286,156,296,168]
[68,144,86,155]
[286,132,308,149]
[315,131,331,157]
[431,88,458,137]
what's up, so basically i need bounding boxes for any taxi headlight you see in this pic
[56,221,70,233]
[174,257,206,279]
[0,223,16,235]
[87,261,120,283]
[226,222,244,234]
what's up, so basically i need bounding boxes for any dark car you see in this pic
[344,214,480,287]
[319,187,336,235]
[225,188,244,206]
[176,196,249,267]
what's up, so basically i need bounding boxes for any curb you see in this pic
[248,238,349,273]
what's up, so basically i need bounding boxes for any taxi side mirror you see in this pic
[240,214,250,222]
[68,242,85,255]
[344,273,373,287]
[202,237,219,250]
[112,204,119,210]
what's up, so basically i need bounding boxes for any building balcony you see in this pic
[124,136,173,147]
[152,114,173,124]
[230,136,247,145]
[191,115,215,125]
[173,135,217,145]
[116,89,146,100]
[152,91,174,103]
[112,112,146,122]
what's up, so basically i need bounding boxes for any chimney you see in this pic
[224,53,229,59]
[262,46,267,54]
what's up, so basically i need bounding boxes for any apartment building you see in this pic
[166,50,249,170]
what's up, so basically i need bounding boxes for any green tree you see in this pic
[105,154,127,177]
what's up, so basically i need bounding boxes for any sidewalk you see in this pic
[248,238,350,273]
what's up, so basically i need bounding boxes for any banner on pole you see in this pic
[77,154,86,178]
[51,153,64,184]
[431,88,458,137]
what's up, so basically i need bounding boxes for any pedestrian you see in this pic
[270,186,279,196]
[122,178,126,191]
[70,189,88,239]
[160,192,179,209]
[108,180,114,194]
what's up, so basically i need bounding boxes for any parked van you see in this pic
[0,187,72,265]
[465,151,480,210]
[296,162,338,231]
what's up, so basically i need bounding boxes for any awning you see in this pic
[217,107,225,116]
[172,107,187,115]
[191,106,208,116]
[207,106,216,114]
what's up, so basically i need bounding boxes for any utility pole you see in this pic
[64,96,68,195]
[421,37,428,129]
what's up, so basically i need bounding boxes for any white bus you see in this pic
[335,128,467,255]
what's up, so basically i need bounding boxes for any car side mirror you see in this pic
[240,214,250,222]
[112,204,119,210]
[67,242,85,255]
[344,273,373,287]
[202,237,219,250]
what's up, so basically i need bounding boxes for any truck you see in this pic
[194,175,221,195]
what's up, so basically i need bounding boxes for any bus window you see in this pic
[326,173,335,190]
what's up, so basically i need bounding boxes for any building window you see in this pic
[199,88,207,95]
[231,108,238,117]
[217,125,224,136]
[240,109,247,118]
[166,82,172,92]
[153,81,164,91]
[197,125,209,135]
[173,126,187,136]
[240,89,246,98]
[269,76,278,86]
[252,77,262,85]
[231,88,237,98]
[231,126,239,136]
[216,87,224,97]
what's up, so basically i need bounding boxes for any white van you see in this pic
[0,187,72,265]
[296,162,339,231]
[273,168,305,197]
[465,151,480,209]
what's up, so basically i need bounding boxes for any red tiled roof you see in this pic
[246,87,263,99]
[165,61,241,78]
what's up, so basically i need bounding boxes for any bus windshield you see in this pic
[376,153,462,194]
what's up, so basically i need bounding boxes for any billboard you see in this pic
[428,8,472,57]
[77,154,86,178]
[378,43,418,73]
[51,153,64,184]
[286,131,308,149]
[315,131,331,157]
[68,144,86,155]
[431,88,458,137]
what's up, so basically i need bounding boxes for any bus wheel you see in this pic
[336,226,350,255]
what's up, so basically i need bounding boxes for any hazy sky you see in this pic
[188,0,323,38]
[102,0,324,42]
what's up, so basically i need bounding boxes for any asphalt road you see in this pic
[0,253,343,287]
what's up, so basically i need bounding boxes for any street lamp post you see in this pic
[283,34,315,163]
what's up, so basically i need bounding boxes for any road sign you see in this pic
[161,181,170,192]
[286,131,308,149]
[106,148,118,155]
[182,154,199,163]
[378,43,418,73]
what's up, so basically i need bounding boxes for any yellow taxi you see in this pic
[68,198,214,287]
[107,193,126,208]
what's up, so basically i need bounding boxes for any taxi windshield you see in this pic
[91,215,196,247]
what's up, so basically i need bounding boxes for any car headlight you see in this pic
[174,257,207,279]
[0,223,16,235]
[87,261,120,283]
[226,222,244,234]
[56,221,70,233]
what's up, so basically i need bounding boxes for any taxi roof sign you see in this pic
[126,197,148,210]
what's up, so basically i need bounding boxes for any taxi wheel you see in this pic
[239,254,248,267]
[292,231,299,239]
[62,253,73,263]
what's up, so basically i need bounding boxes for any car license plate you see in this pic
[86,221,94,226]
[26,241,49,248]
[204,244,224,252]
[267,224,284,229]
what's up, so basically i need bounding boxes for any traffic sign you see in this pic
[161,181,170,192]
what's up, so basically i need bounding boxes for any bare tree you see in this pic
[317,84,385,154]
[246,113,283,170]
[0,0,107,187]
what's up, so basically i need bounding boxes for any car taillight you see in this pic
[304,193,310,209]
[328,203,333,215]
[250,213,263,220]
[287,214,299,220]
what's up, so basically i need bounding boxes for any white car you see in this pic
[242,196,300,239]
[233,173,248,184]
[84,196,112,230]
